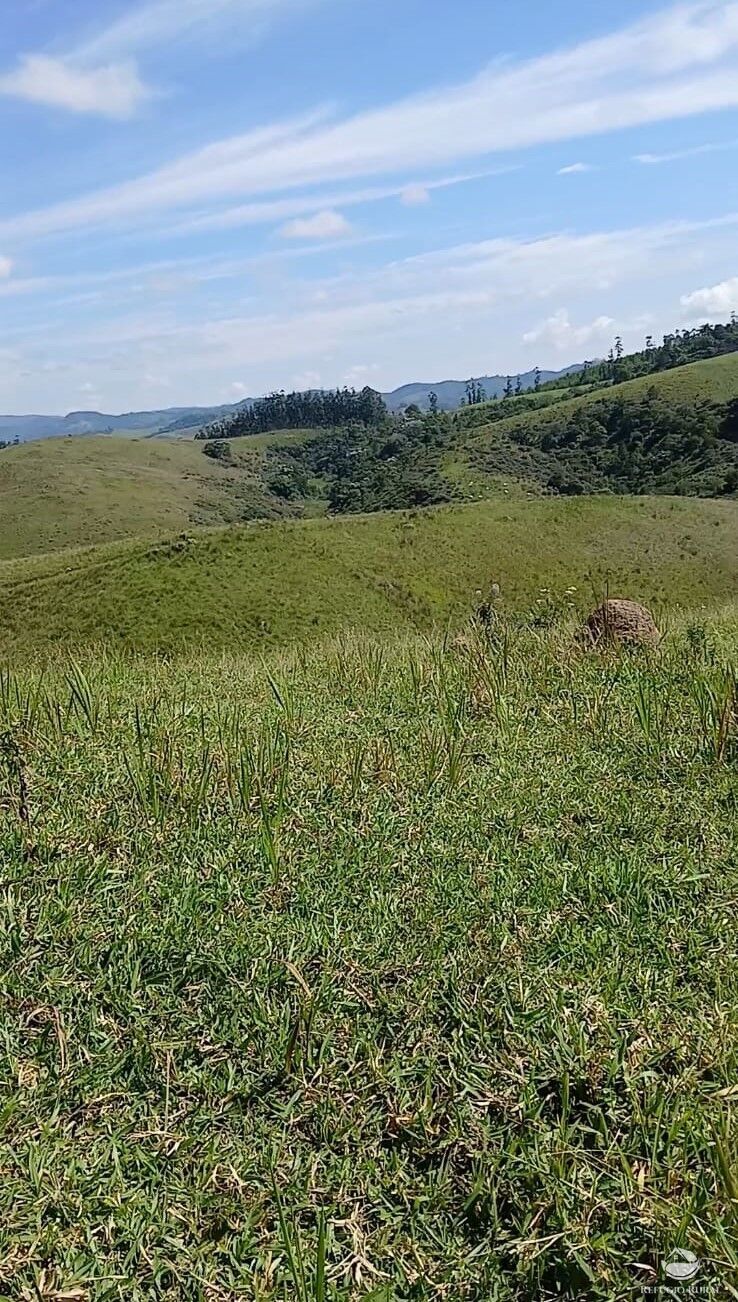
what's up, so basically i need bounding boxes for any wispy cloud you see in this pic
[6,211,735,325]
[557,162,593,175]
[278,209,352,239]
[171,171,494,236]
[681,275,738,316]
[16,212,738,350]
[0,239,393,306]
[0,54,148,118]
[0,109,330,241]
[74,0,326,62]
[634,138,738,163]
[343,213,738,311]
[4,2,738,239]
[5,209,738,408]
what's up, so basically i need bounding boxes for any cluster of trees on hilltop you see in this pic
[455,386,589,432]
[450,319,738,425]
[196,386,388,439]
[540,319,738,393]
[193,319,738,445]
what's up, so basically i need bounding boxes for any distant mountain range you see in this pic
[0,365,584,442]
[0,406,241,442]
[382,366,584,413]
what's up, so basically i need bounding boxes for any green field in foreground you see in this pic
[1,616,737,1299]
[0,495,737,656]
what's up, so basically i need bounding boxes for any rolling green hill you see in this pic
[3,342,738,1302]
[220,351,738,514]
[2,352,738,564]
[446,351,738,499]
[458,350,738,441]
[3,348,738,1300]
[0,435,300,559]
[1,495,736,656]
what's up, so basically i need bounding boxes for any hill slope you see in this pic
[461,350,738,441]
[448,351,738,498]
[2,351,738,564]
[237,352,738,514]
[0,436,298,559]
[1,495,736,656]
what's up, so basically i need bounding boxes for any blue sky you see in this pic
[2,0,738,412]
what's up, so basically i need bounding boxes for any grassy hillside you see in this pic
[0,436,299,559]
[460,350,738,443]
[1,620,737,1298]
[1,495,736,656]
[2,349,738,1298]
[3,353,738,563]
[441,352,738,503]
[222,352,738,515]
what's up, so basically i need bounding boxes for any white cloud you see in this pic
[359,214,738,309]
[5,210,738,410]
[0,256,12,278]
[75,0,324,62]
[681,276,738,317]
[635,151,681,164]
[557,162,592,174]
[77,381,103,405]
[0,110,328,240]
[173,171,490,236]
[6,3,738,239]
[634,138,738,164]
[40,217,731,355]
[400,184,431,206]
[278,209,353,240]
[0,55,148,118]
[13,212,737,341]
[523,308,615,351]
[0,0,329,120]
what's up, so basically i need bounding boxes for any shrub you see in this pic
[202,439,233,463]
